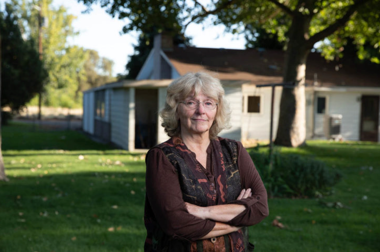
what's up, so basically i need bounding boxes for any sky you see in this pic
[49,0,246,76]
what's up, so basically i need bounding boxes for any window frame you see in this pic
[316,96,327,115]
[243,94,263,114]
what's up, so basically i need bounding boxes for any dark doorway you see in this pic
[135,89,158,149]
[360,95,379,142]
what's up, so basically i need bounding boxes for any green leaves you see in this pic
[0,3,47,111]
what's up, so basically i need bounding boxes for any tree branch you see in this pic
[307,0,370,47]
[193,0,209,13]
[267,0,294,17]
[184,0,237,29]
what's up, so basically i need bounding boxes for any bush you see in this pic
[250,150,342,198]
[1,111,13,125]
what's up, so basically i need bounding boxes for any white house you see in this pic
[83,34,380,151]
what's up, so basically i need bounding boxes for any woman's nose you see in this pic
[195,102,206,113]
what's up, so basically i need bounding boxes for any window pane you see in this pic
[247,96,260,113]
[95,90,105,118]
[317,97,326,114]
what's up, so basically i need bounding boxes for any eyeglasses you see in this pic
[180,100,218,110]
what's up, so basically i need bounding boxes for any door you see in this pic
[135,88,158,149]
[360,95,379,142]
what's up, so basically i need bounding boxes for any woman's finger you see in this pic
[237,189,246,200]
[242,188,252,199]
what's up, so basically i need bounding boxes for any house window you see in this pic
[317,97,326,114]
[247,96,261,113]
[95,90,105,118]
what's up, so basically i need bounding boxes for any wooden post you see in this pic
[269,85,275,168]
[37,2,43,120]
[256,82,294,168]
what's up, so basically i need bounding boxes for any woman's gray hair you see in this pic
[160,72,231,139]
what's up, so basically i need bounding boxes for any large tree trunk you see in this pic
[0,33,9,181]
[274,14,312,147]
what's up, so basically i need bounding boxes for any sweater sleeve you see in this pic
[145,148,215,241]
[227,142,269,227]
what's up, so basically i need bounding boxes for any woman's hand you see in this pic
[237,188,252,200]
[185,202,208,220]
[185,188,252,222]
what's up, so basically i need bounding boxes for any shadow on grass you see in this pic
[0,171,146,251]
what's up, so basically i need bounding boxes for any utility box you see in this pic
[324,114,342,140]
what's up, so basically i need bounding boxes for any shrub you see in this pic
[1,111,13,125]
[249,150,342,198]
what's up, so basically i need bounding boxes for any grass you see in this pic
[1,122,379,251]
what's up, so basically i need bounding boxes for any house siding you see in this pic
[83,93,88,132]
[241,85,281,141]
[83,92,95,134]
[110,88,129,150]
[220,86,242,141]
[305,90,314,139]
[328,92,361,141]
[157,87,169,144]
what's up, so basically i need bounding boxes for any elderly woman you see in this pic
[144,72,269,251]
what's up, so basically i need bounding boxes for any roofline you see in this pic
[83,79,174,93]
[136,49,154,80]
[305,86,380,93]
[82,79,249,93]
[83,80,380,94]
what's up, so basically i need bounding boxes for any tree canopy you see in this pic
[10,0,116,109]
[0,3,46,111]
[78,0,380,146]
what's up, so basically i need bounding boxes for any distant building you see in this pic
[83,34,380,151]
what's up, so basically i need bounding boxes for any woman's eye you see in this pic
[205,101,213,106]
[186,101,195,105]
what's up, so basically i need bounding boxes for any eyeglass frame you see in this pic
[179,99,219,110]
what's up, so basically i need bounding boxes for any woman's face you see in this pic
[177,92,217,138]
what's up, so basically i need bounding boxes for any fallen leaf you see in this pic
[362,195,368,200]
[42,197,48,201]
[19,212,23,216]
[112,205,118,209]
[116,226,122,231]
[78,155,84,160]
[272,219,285,229]
[131,190,135,195]
[108,227,115,232]
[275,216,281,220]
[133,178,137,182]
[37,164,42,168]
[31,168,36,172]
[71,237,76,241]
[17,195,21,199]
[44,171,48,174]
[312,220,316,224]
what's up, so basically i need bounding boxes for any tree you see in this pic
[244,26,285,50]
[0,3,47,181]
[82,49,116,88]
[14,0,88,109]
[0,26,7,182]
[125,32,190,79]
[78,0,380,147]
[0,3,46,111]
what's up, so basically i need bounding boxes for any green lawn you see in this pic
[1,123,379,252]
